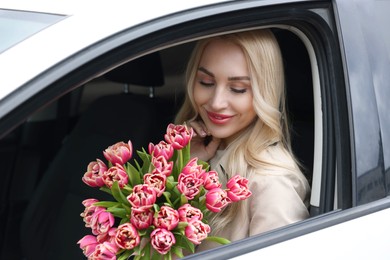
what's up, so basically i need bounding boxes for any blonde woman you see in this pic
[175,29,310,251]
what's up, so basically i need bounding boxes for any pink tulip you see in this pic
[178,203,203,222]
[201,170,222,190]
[80,199,105,228]
[130,207,154,230]
[102,164,128,189]
[164,123,193,150]
[90,241,118,260]
[77,235,99,257]
[90,210,115,235]
[148,141,174,160]
[153,206,179,231]
[97,227,117,244]
[185,220,211,245]
[151,156,173,176]
[181,157,205,177]
[114,223,140,250]
[143,173,166,197]
[177,171,203,200]
[127,184,157,209]
[205,188,231,213]
[82,198,99,208]
[150,228,176,255]
[82,159,107,187]
[103,140,133,165]
[226,175,252,202]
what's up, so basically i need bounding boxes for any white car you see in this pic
[1,0,389,259]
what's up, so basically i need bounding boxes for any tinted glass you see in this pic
[370,0,390,193]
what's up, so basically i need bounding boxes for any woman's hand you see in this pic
[186,120,220,162]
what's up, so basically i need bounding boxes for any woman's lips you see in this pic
[207,111,234,125]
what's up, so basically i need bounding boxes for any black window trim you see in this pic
[0,0,355,256]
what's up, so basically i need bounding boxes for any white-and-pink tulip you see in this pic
[103,140,133,165]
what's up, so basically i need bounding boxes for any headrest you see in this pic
[105,52,165,87]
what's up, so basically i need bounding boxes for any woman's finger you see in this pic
[187,120,208,137]
[205,136,221,157]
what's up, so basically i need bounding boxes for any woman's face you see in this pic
[193,39,257,147]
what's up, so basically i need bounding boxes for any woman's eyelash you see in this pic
[199,81,214,86]
[231,88,247,94]
[199,80,247,93]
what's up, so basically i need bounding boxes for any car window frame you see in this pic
[0,1,351,257]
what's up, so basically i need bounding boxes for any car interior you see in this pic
[0,28,314,259]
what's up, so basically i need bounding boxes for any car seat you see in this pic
[19,52,173,259]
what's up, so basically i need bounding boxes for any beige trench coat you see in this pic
[196,147,311,252]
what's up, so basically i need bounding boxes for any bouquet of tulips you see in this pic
[78,124,252,260]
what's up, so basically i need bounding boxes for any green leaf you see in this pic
[183,236,195,253]
[205,236,231,245]
[177,221,188,230]
[172,197,181,209]
[176,222,188,235]
[99,186,112,195]
[162,192,174,207]
[171,149,178,165]
[106,207,127,219]
[138,229,147,237]
[117,249,133,260]
[127,163,141,186]
[170,150,180,179]
[174,235,195,253]
[111,181,130,205]
[171,246,184,258]
[165,177,177,190]
[151,248,162,260]
[182,143,191,166]
[153,204,160,216]
[122,202,131,214]
[121,185,132,196]
[134,158,142,172]
[93,201,121,208]
[180,194,188,206]
[142,243,151,260]
[190,200,199,209]
[137,149,152,174]
[172,186,181,200]
[197,159,210,170]
[177,149,183,173]
[132,245,141,257]
[120,217,130,225]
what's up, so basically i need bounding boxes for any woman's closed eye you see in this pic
[199,80,215,87]
[230,87,247,94]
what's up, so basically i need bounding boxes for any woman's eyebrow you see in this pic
[228,76,251,81]
[198,67,250,81]
[198,67,214,77]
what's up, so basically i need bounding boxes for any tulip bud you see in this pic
[103,140,133,165]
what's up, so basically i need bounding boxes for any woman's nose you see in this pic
[209,86,228,110]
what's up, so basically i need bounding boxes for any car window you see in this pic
[0,9,65,53]
[0,2,348,259]
[369,0,390,191]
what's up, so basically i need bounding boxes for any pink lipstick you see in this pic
[207,111,233,125]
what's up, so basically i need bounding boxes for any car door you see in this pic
[1,0,389,259]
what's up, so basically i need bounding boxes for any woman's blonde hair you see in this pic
[175,29,302,234]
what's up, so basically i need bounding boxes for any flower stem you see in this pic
[178,149,183,172]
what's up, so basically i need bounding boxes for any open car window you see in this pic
[0,1,350,259]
